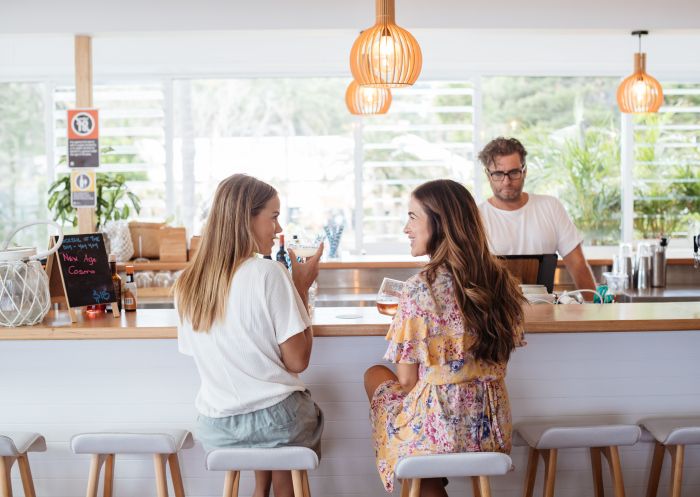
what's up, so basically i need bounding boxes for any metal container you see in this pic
[652,244,667,288]
[637,255,652,290]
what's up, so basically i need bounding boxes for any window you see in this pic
[632,82,700,241]
[0,82,48,248]
[360,81,475,252]
[173,78,355,251]
[6,73,698,255]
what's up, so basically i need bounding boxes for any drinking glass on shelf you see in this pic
[134,271,154,288]
[376,278,404,316]
[153,270,173,287]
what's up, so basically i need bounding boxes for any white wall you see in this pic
[1,29,700,83]
[1,331,699,497]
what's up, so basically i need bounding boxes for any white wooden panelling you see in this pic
[1,331,699,496]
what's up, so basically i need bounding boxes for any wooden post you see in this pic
[74,35,96,234]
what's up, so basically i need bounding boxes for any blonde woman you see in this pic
[364,179,526,496]
[175,174,324,497]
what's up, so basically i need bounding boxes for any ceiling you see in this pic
[2,0,700,34]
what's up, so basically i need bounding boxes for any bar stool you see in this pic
[394,452,513,497]
[71,429,194,497]
[517,422,641,497]
[641,417,700,497]
[205,447,319,497]
[0,432,46,497]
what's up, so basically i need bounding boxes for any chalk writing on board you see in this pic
[53,233,116,307]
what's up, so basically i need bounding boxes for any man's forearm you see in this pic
[563,245,597,300]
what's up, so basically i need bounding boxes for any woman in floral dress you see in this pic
[364,179,526,496]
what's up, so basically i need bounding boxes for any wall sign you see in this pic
[67,109,99,168]
[70,170,97,208]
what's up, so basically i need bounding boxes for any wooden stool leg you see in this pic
[0,456,15,497]
[103,454,115,497]
[86,454,106,497]
[523,448,539,497]
[478,476,492,497]
[472,476,482,497]
[590,448,604,497]
[153,454,169,497]
[668,445,684,497]
[291,470,305,497]
[168,453,186,497]
[645,442,665,497]
[223,471,240,497]
[541,449,557,497]
[408,478,421,497]
[301,470,311,497]
[17,454,36,497]
[602,446,626,497]
[400,480,410,497]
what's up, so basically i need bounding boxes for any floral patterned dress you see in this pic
[370,265,525,492]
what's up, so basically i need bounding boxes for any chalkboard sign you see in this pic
[49,233,116,309]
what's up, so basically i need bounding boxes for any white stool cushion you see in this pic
[642,417,700,446]
[71,430,194,454]
[206,447,319,471]
[517,423,641,449]
[395,452,513,479]
[0,432,47,457]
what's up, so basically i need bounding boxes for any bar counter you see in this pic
[1,302,699,340]
[2,303,699,497]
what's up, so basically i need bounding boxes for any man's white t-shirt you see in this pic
[478,193,583,257]
[177,257,311,418]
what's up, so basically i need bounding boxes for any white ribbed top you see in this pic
[178,257,311,417]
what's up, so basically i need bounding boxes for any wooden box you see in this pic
[159,227,187,262]
[128,221,165,259]
[189,236,202,261]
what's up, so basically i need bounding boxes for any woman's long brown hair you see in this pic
[412,179,525,363]
[174,174,277,332]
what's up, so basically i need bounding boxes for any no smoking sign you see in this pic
[67,109,99,168]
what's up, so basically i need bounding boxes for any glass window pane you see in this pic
[173,78,356,252]
[0,82,48,248]
[632,83,700,243]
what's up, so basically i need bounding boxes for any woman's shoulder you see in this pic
[234,257,289,285]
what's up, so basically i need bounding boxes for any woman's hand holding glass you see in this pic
[377,278,404,316]
[289,243,324,297]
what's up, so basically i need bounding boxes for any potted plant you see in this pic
[47,172,141,260]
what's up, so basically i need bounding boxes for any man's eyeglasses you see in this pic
[486,166,525,182]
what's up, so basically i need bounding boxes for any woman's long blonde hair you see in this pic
[412,179,525,363]
[174,174,277,331]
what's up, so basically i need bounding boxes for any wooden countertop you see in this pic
[116,257,696,271]
[1,303,699,340]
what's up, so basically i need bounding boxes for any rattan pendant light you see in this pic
[617,30,664,114]
[350,0,422,88]
[345,80,392,115]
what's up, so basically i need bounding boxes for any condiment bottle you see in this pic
[123,265,138,312]
[109,254,122,312]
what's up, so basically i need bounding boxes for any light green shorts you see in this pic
[196,390,324,459]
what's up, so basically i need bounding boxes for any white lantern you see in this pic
[0,222,64,327]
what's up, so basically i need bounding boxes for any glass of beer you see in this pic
[377,278,404,316]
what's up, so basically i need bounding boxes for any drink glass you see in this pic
[288,234,324,260]
[376,278,404,316]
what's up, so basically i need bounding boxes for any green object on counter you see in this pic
[595,285,615,304]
